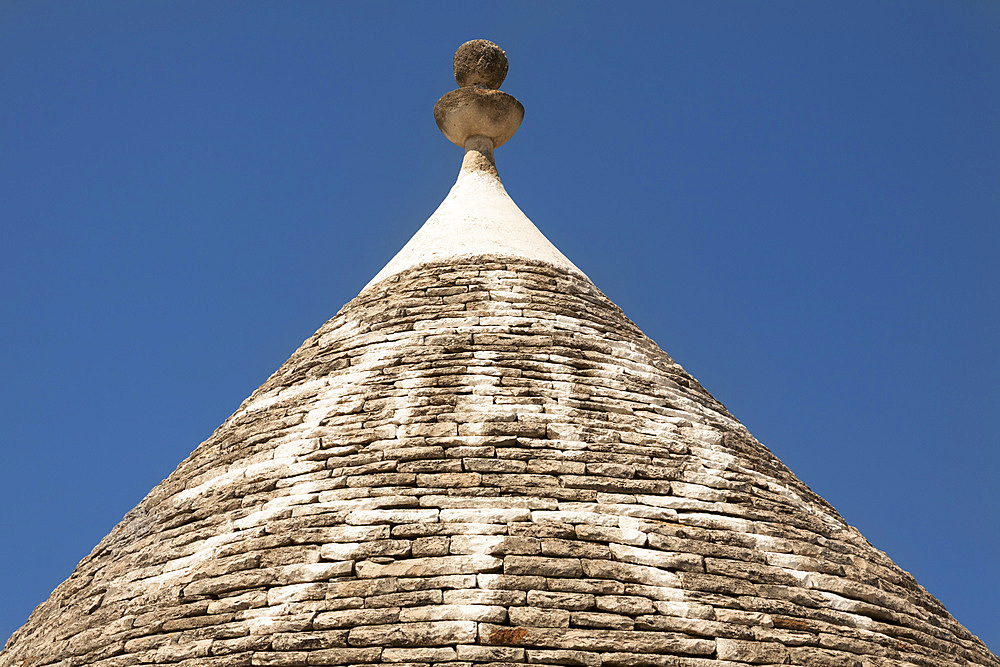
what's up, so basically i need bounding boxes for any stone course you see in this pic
[2,256,996,666]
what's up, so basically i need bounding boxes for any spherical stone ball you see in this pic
[453,39,508,89]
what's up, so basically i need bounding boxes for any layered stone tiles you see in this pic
[2,257,996,666]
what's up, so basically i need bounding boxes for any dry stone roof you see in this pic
[3,40,996,667]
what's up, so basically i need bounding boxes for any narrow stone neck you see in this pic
[461,135,498,177]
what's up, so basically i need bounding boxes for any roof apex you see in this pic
[366,39,584,291]
[365,145,586,290]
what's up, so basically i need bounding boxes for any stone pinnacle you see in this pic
[433,39,524,155]
[453,39,508,88]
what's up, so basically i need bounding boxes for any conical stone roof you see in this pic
[3,40,996,667]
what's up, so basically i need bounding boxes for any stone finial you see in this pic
[453,39,508,88]
[433,40,524,156]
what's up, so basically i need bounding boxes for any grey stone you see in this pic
[348,620,477,647]
[3,90,996,667]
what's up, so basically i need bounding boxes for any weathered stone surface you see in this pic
[509,606,570,628]
[1,254,996,667]
[381,646,457,662]
[348,621,477,647]
[453,39,508,89]
[594,595,656,616]
[527,590,595,611]
[526,648,601,667]
[715,638,789,664]
[398,604,507,623]
[314,608,399,629]
[480,623,716,655]
[456,644,525,662]
[356,554,502,578]
[319,539,411,561]
[507,553,582,577]
[302,647,381,665]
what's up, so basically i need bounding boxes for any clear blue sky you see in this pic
[2,1,997,652]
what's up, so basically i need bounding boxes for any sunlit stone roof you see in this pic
[2,39,996,667]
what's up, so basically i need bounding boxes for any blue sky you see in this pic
[1,1,997,652]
